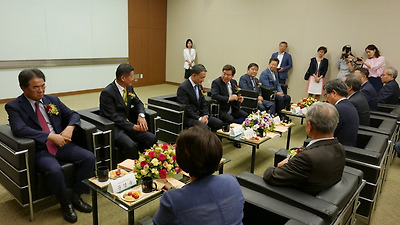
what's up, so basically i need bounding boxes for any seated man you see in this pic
[211,64,248,148]
[354,67,378,111]
[324,79,359,146]
[5,69,95,223]
[177,64,223,131]
[100,63,157,159]
[377,67,400,104]
[259,57,291,117]
[343,74,370,126]
[263,102,345,195]
[239,62,276,114]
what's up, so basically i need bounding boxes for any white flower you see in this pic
[140,170,148,175]
[151,158,159,166]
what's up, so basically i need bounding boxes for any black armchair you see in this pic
[78,107,159,169]
[0,121,96,221]
[237,166,365,225]
[239,89,259,114]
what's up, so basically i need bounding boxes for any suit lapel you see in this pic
[112,82,127,109]
[19,95,41,127]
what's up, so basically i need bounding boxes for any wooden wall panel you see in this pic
[128,0,166,87]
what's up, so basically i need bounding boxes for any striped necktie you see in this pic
[123,88,128,105]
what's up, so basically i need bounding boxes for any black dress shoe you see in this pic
[72,197,93,213]
[62,204,77,223]
[234,141,241,148]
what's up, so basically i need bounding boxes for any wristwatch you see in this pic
[139,113,145,118]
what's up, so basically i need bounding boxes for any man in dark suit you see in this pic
[263,102,345,195]
[239,62,275,114]
[259,57,291,116]
[377,67,400,104]
[177,64,223,131]
[211,64,248,148]
[271,41,293,84]
[324,79,359,146]
[343,74,370,126]
[354,68,378,111]
[100,63,157,160]
[5,69,95,223]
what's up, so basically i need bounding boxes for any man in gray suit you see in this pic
[263,102,345,195]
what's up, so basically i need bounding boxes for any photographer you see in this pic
[336,45,355,80]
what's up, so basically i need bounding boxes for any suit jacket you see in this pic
[100,81,145,139]
[334,99,359,146]
[211,77,241,115]
[308,57,329,77]
[348,91,370,126]
[271,52,293,80]
[263,138,345,195]
[378,80,400,104]
[239,74,261,96]
[177,79,209,120]
[259,68,283,92]
[5,94,81,152]
[361,81,378,111]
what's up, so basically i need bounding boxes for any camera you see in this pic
[341,53,349,59]
[356,57,363,62]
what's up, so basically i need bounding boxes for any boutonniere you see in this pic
[256,81,262,87]
[201,89,207,97]
[44,104,59,116]
[287,147,304,159]
[128,92,136,99]
[235,85,241,93]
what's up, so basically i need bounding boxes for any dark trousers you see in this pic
[115,130,158,159]
[35,144,95,206]
[275,94,291,112]
[184,116,224,132]
[220,109,248,124]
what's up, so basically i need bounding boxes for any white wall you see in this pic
[0,0,128,99]
[166,0,400,101]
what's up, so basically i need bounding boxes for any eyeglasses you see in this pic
[31,84,46,91]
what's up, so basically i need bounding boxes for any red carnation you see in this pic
[159,169,168,178]
[140,161,148,167]
[162,143,169,150]
[148,151,156,159]
[303,98,307,102]
[46,105,52,110]
[296,149,303,154]
[172,155,176,161]
[158,153,166,161]
[175,167,181,173]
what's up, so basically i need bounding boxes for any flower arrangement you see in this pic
[134,143,181,180]
[201,89,207,97]
[128,92,136,99]
[242,110,275,132]
[287,147,304,159]
[296,97,317,109]
[44,104,59,115]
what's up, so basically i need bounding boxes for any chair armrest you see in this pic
[236,171,339,222]
[145,108,158,134]
[274,148,288,167]
[71,119,97,152]
[78,108,115,131]
[148,95,186,112]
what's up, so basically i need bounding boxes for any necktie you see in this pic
[123,88,128,105]
[194,85,199,103]
[35,101,58,156]
[227,82,232,96]
[251,78,256,90]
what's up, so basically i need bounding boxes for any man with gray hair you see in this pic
[377,67,400,104]
[263,102,345,195]
[324,79,359,146]
[343,74,370,126]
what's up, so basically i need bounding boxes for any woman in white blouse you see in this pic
[183,39,196,79]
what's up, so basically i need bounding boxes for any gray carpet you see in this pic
[0,84,399,224]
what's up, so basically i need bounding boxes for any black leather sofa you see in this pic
[0,121,96,221]
[237,166,365,225]
[239,89,259,115]
[78,107,158,169]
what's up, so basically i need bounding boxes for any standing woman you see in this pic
[306,46,329,100]
[183,39,196,79]
[361,44,385,93]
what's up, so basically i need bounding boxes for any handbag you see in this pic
[304,69,310,80]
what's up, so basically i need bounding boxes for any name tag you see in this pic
[107,173,137,193]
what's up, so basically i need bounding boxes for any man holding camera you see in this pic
[336,45,356,80]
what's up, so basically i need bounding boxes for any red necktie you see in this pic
[35,101,58,155]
